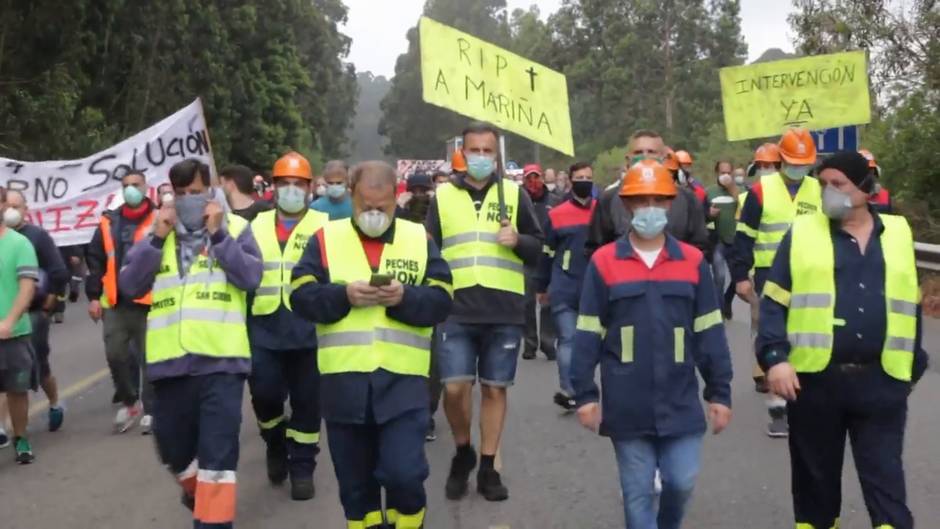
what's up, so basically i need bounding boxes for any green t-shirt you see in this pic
[0,228,39,337]
[706,185,738,245]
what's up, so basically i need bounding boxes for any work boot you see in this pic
[445,445,477,500]
[553,392,576,412]
[477,467,509,501]
[290,476,315,501]
[766,406,789,438]
[521,348,536,360]
[266,442,289,485]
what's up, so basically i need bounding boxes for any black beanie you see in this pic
[818,151,873,193]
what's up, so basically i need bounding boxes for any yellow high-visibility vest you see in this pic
[250,209,328,315]
[436,180,524,294]
[753,173,821,268]
[786,213,919,381]
[146,215,251,366]
[316,218,433,377]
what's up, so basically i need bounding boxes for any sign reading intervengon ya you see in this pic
[0,99,215,247]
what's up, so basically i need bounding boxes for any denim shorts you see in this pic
[436,322,523,387]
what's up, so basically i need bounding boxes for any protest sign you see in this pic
[0,99,215,247]
[396,159,447,179]
[419,17,574,156]
[719,50,871,141]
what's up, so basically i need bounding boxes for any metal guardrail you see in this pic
[915,241,940,272]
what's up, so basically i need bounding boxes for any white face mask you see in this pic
[756,167,777,177]
[356,209,391,238]
[734,175,746,185]
[3,207,23,228]
[718,173,732,186]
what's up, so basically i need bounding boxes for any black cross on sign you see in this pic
[526,67,538,91]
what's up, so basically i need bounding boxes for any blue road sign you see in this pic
[811,126,858,154]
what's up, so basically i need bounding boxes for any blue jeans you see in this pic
[612,434,703,529]
[552,306,578,395]
[436,322,523,387]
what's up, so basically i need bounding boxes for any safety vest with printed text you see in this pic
[752,173,821,268]
[249,209,328,315]
[436,180,524,294]
[146,214,251,366]
[785,213,919,381]
[316,218,432,377]
[100,211,156,308]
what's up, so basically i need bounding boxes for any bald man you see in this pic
[291,161,453,528]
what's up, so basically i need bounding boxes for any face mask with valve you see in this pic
[356,209,391,238]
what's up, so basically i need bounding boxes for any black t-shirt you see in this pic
[231,200,273,222]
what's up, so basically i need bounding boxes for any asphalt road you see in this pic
[0,301,937,529]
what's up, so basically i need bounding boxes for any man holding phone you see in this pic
[290,161,452,529]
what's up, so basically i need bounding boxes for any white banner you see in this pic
[1,99,216,247]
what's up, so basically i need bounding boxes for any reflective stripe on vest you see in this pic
[250,209,327,315]
[100,211,156,308]
[436,181,524,294]
[316,218,432,377]
[786,214,919,381]
[146,214,251,366]
[754,173,821,268]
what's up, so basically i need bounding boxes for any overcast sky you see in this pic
[343,0,797,78]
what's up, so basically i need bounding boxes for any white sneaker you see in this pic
[140,414,153,435]
[114,401,143,433]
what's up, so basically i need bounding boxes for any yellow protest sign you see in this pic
[419,17,574,156]
[719,50,871,141]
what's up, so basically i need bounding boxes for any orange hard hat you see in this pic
[619,159,677,198]
[858,149,877,169]
[675,150,693,165]
[451,150,467,172]
[272,151,313,180]
[777,128,817,165]
[754,143,782,163]
[662,147,680,171]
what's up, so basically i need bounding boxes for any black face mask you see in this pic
[572,180,594,199]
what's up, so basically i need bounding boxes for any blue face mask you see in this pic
[123,185,145,207]
[326,184,346,199]
[466,154,496,181]
[631,206,668,240]
[784,164,812,181]
[276,184,308,214]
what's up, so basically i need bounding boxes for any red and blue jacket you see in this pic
[536,197,596,311]
[571,235,733,440]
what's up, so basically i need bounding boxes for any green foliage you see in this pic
[789,0,939,241]
[351,72,393,162]
[379,0,510,159]
[0,0,357,172]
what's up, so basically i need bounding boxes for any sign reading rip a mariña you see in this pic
[419,16,574,156]
[719,50,871,141]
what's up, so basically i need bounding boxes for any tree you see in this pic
[0,0,357,172]
[789,0,939,240]
[351,72,393,162]
[378,0,509,159]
